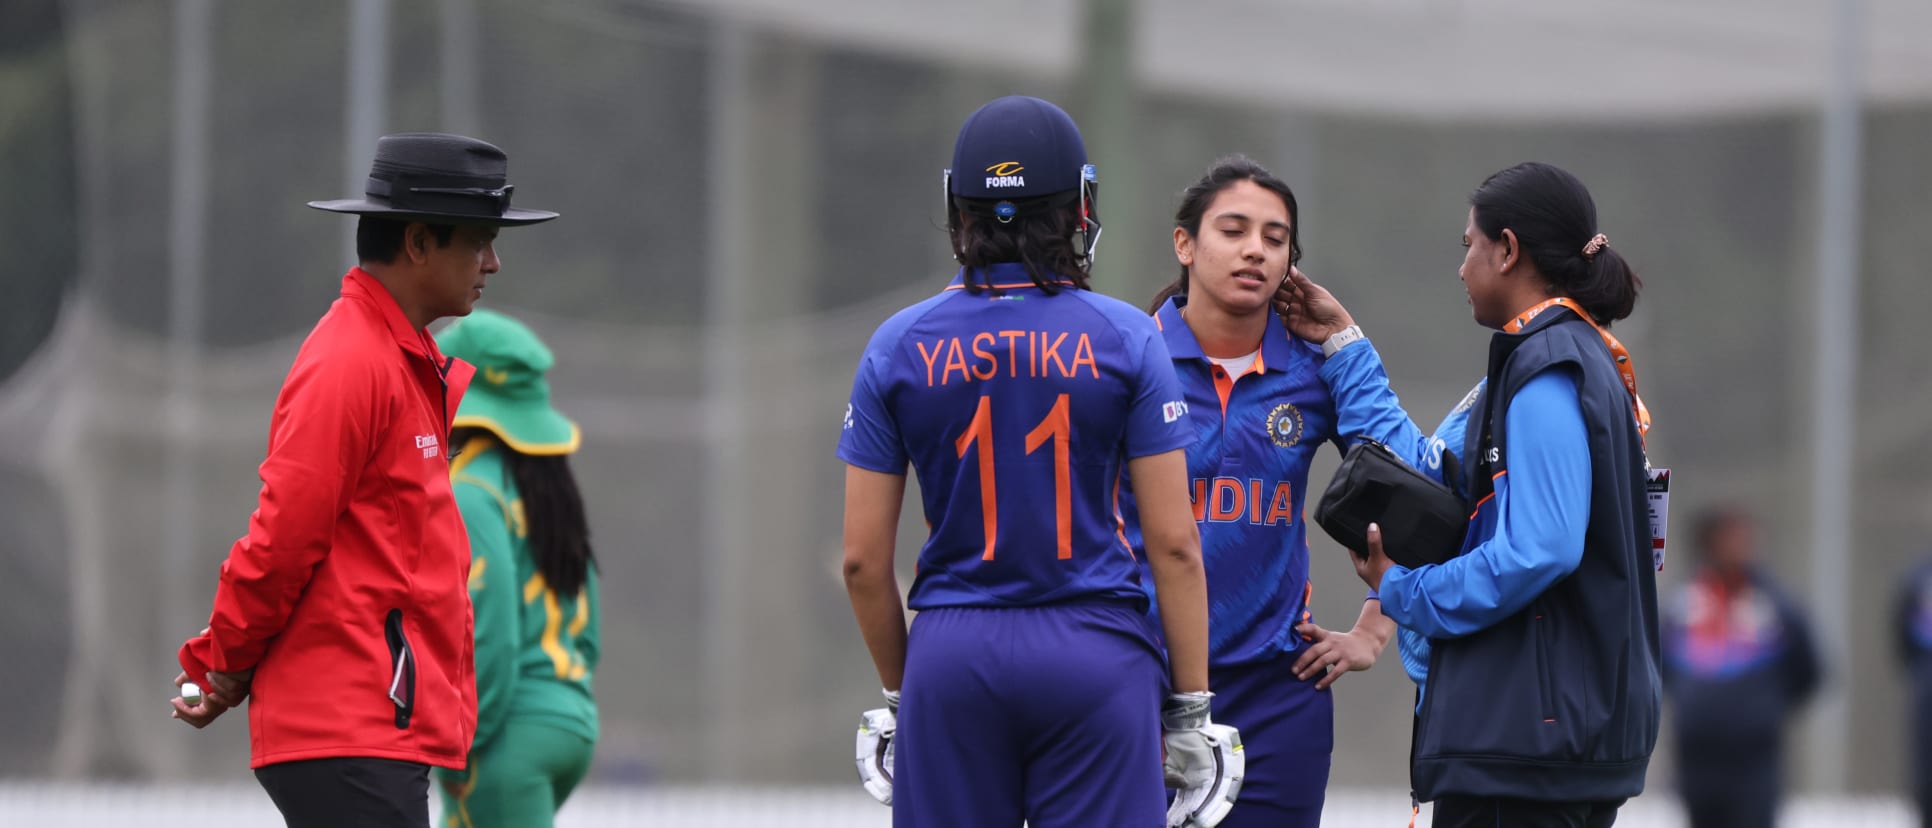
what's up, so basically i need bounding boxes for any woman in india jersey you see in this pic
[838,95,1236,828]
[434,309,600,828]
[1123,155,1395,828]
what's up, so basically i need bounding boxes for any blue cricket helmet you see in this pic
[948,96,1090,200]
[944,96,1102,259]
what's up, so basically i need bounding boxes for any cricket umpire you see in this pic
[169,133,557,828]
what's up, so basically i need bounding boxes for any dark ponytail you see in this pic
[508,451,597,599]
[454,427,599,599]
[1148,155,1302,314]
[1470,162,1641,324]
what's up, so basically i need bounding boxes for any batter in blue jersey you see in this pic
[1121,157,1395,828]
[838,96,1238,828]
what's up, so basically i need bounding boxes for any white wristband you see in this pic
[1322,325,1365,358]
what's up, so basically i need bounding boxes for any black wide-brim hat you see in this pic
[308,132,558,226]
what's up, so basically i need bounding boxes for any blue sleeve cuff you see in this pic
[1375,565,1417,624]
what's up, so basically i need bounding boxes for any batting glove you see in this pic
[1162,691,1245,828]
[854,688,899,806]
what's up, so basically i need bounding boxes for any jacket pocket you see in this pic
[1532,605,1555,723]
[384,608,416,729]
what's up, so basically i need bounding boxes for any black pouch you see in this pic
[1315,440,1467,569]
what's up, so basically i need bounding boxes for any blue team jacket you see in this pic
[1323,307,1660,802]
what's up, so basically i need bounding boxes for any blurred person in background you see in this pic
[1278,161,1660,827]
[1123,154,1392,828]
[839,95,1234,827]
[1894,547,1932,826]
[1663,505,1820,828]
[433,309,600,828]
[168,134,557,828]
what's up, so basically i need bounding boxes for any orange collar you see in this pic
[1506,297,1650,438]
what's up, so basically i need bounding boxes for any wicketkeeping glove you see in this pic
[1162,691,1244,828]
[854,688,899,806]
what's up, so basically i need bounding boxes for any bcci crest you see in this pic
[1265,403,1303,448]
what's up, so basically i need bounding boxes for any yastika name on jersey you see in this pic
[913,331,1100,387]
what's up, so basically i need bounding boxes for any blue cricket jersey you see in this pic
[1119,297,1339,666]
[837,263,1195,610]
[1319,340,1591,695]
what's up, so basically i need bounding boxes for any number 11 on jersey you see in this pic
[954,393,1073,561]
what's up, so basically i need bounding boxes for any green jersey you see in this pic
[451,437,600,750]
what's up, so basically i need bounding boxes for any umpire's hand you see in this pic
[170,670,234,729]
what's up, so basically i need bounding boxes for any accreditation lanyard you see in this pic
[1504,297,1651,439]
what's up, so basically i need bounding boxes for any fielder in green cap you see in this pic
[433,309,599,828]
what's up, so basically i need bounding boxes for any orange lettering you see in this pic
[941,338,972,385]
[1071,333,1099,378]
[1190,478,1208,523]
[955,396,997,559]
[1209,478,1245,522]
[956,393,1077,561]
[1264,482,1295,525]
[1042,332,1071,377]
[1024,394,1073,559]
[915,340,942,387]
[999,330,1025,377]
[971,332,998,380]
[1250,479,1264,525]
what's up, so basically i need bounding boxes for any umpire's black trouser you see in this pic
[255,756,430,828]
[1432,795,1625,828]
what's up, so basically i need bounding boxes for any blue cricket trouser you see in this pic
[893,602,1167,828]
[1208,650,1334,828]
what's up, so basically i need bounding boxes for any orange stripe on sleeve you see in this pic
[1467,471,1506,519]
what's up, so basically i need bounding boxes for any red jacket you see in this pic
[180,268,479,769]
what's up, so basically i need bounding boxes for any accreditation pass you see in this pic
[1646,468,1671,571]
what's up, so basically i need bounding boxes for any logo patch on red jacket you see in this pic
[415,434,440,459]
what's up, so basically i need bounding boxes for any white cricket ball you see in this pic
[181,681,203,706]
